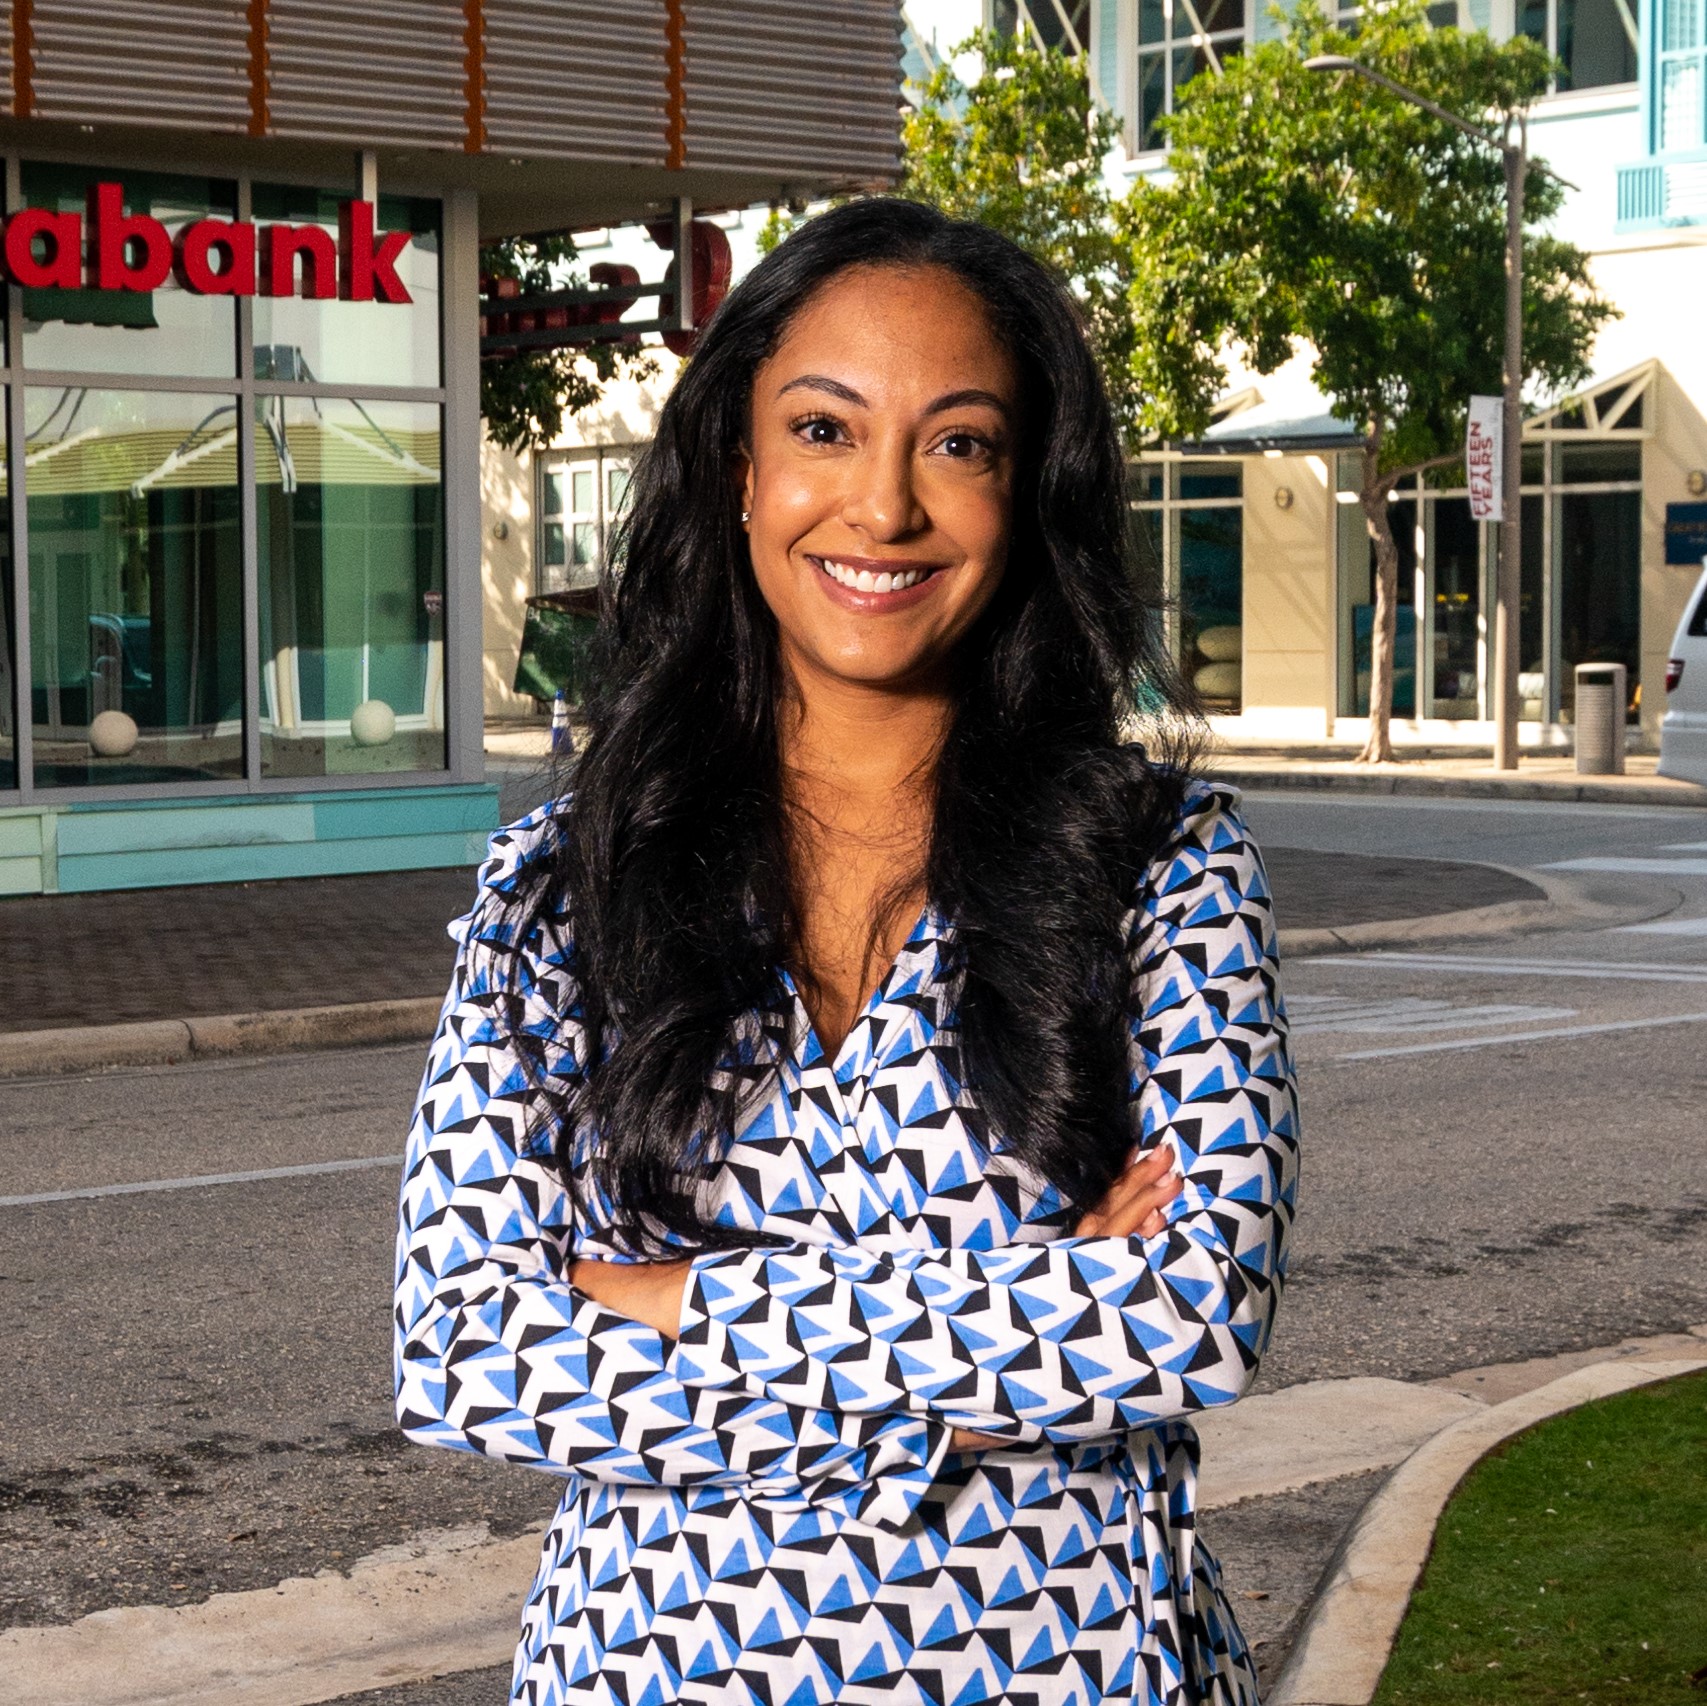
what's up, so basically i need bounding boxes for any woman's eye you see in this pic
[938,432,988,460]
[796,416,844,446]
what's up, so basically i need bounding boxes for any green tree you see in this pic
[479,233,657,454]
[1125,0,1614,760]
[899,31,1144,441]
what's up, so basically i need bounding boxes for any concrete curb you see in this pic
[1209,762,1707,809]
[0,997,442,1080]
[0,1525,537,1706]
[1269,1353,1707,1706]
[1278,862,1674,957]
[1,862,1654,1078]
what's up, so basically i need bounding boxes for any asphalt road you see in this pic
[2,790,1705,1699]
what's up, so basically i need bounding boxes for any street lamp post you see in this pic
[1304,55,1538,770]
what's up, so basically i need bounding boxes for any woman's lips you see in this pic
[806,554,950,612]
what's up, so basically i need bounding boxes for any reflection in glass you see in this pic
[256,398,445,776]
[1351,498,1418,717]
[20,165,238,379]
[1520,492,1546,720]
[0,406,12,789]
[1558,489,1641,723]
[1557,441,1642,484]
[251,187,441,389]
[24,388,243,787]
[1427,498,1481,718]
[1179,507,1243,712]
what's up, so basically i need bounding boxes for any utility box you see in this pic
[1574,662,1628,775]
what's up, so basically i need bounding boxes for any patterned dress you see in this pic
[395,779,1299,1706]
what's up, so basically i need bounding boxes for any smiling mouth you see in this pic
[809,555,941,594]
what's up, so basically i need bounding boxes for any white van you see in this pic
[1659,562,1707,784]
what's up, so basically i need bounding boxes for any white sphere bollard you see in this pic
[349,699,396,747]
[89,709,139,757]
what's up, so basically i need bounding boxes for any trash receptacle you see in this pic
[1574,661,1628,775]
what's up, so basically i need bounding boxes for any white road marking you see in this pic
[1334,1009,1707,1061]
[1659,840,1707,851]
[1616,915,1707,936]
[0,1154,404,1210]
[1540,855,1707,875]
[1310,953,1707,983]
[1289,995,1576,1034]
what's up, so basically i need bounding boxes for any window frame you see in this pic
[0,150,470,808]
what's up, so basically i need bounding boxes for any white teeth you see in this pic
[817,558,929,592]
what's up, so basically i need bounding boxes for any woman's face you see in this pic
[740,263,1019,697]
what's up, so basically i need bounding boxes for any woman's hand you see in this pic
[948,1142,1181,1454]
[1072,1139,1182,1241]
[568,1257,694,1337]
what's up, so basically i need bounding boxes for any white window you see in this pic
[1521,0,1640,92]
[1659,0,1705,149]
[538,450,634,593]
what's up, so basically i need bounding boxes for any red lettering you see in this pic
[260,223,337,299]
[338,200,411,305]
[3,207,82,288]
[88,182,172,292]
[174,218,256,296]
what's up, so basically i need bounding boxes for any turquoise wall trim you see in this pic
[0,784,499,896]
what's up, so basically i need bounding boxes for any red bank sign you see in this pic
[1,184,414,303]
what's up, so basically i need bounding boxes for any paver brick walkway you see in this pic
[0,841,1541,1035]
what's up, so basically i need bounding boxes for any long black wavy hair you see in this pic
[502,197,1198,1254]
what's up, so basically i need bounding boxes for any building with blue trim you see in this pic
[0,1,903,895]
[873,1,1707,748]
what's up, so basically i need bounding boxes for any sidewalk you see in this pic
[1206,744,1707,808]
[0,832,1540,1036]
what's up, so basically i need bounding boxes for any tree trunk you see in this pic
[1357,441,1401,765]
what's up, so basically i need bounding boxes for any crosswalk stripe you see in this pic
[1334,1009,1707,1061]
[1540,856,1707,875]
[1310,953,1707,983]
[0,1154,404,1210]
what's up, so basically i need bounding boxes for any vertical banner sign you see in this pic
[1466,395,1504,522]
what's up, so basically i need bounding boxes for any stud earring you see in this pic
[741,510,751,524]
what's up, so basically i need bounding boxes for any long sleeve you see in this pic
[393,812,950,1530]
[667,786,1299,1445]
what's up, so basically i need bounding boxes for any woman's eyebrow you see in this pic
[925,388,1011,419]
[776,374,867,406]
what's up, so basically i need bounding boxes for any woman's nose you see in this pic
[842,439,925,541]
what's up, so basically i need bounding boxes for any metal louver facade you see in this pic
[26,0,251,130]
[681,0,901,181]
[0,0,902,197]
[265,0,467,148]
[484,1,669,165]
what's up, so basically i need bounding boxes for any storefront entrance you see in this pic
[1333,367,1648,734]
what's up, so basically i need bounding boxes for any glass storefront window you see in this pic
[0,414,12,790]
[20,165,238,379]
[25,387,244,786]
[255,397,445,777]
[1557,441,1642,484]
[1558,488,1642,723]
[251,186,441,389]
[1130,459,1243,712]
[1428,497,1481,718]
[539,449,633,592]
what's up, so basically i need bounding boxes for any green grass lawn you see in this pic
[1374,1367,1707,1704]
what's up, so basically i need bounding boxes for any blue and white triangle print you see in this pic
[395,779,1299,1704]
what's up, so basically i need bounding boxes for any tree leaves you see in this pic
[1126,0,1614,472]
[479,233,658,454]
[898,31,1146,444]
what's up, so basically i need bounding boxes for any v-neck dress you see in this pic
[395,778,1299,1706]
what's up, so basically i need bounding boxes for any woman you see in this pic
[395,198,1298,1705]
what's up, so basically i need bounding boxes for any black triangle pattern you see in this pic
[395,781,1297,1705]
